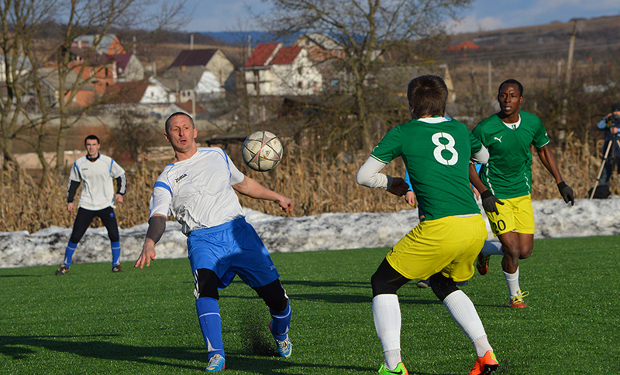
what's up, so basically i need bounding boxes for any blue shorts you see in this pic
[187,217,280,289]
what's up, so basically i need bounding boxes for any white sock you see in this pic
[372,294,401,369]
[481,241,503,256]
[504,267,520,298]
[443,290,492,357]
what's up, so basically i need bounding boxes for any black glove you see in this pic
[481,190,504,215]
[558,182,574,206]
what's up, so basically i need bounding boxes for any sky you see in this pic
[180,0,619,34]
[2,197,620,268]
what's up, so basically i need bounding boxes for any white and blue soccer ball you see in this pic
[242,131,283,172]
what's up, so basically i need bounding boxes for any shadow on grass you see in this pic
[0,274,42,278]
[0,335,204,371]
[0,334,377,374]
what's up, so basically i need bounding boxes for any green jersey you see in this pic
[371,117,483,221]
[472,111,550,199]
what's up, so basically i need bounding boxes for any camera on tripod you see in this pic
[607,114,620,127]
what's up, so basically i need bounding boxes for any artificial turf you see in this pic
[1,235,619,374]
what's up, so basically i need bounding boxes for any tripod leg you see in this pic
[591,141,613,200]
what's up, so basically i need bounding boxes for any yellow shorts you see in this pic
[485,194,535,236]
[386,214,488,282]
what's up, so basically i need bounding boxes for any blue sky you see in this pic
[180,0,619,34]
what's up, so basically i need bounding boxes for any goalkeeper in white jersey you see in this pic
[134,112,293,372]
[56,135,126,275]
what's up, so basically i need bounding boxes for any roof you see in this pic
[270,46,302,65]
[245,43,280,66]
[37,67,94,91]
[102,80,150,104]
[159,66,205,91]
[73,34,119,54]
[169,49,218,68]
[111,53,133,72]
[175,100,207,114]
[245,43,303,67]
[445,41,491,51]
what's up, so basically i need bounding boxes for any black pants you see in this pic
[70,207,119,244]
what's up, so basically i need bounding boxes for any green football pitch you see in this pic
[1,235,619,374]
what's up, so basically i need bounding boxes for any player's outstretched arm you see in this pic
[536,145,574,205]
[232,176,292,214]
[134,215,167,269]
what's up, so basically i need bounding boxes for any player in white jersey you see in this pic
[56,135,127,275]
[134,112,293,372]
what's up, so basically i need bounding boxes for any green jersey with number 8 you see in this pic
[371,117,483,221]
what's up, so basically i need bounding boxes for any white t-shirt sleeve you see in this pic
[149,183,172,218]
[226,153,245,185]
[110,159,125,178]
[69,161,81,182]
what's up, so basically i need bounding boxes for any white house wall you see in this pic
[196,70,221,95]
[141,85,169,104]
[245,50,323,96]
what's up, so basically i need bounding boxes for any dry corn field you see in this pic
[0,134,616,234]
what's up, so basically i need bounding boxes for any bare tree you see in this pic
[0,0,187,183]
[260,0,472,151]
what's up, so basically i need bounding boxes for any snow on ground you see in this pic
[2,197,620,268]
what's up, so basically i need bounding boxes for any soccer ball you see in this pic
[242,131,283,172]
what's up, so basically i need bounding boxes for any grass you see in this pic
[1,235,619,374]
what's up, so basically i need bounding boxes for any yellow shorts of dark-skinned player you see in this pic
[386,214,488,283]
[485,194,535,237]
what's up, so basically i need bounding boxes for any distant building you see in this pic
[159,49,236,100]
[243,43,323,96]
[445,41,492,51]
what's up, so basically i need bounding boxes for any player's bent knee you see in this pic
[371,259,409,297]
[253,279,288,311]
[194,268,219,300]
[429,273,459,302]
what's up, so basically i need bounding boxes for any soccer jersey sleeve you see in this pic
[68,161,81,182]
[149,181,172,218]
[109,159,125,178]
[370,126,403,164]
[225,152,245,186]
[531,116,550,148]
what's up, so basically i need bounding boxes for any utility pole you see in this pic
[488,60,492,97]
[561,20,578,126]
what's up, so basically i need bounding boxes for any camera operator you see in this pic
[595,102,620,192]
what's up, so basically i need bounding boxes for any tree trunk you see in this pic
[56,121,70,176]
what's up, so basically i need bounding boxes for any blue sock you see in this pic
[270,302,291,341]
[63,241,78,267]
[196,297,224,359]
[111,241,121,266]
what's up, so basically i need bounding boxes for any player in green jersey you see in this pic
[470,79,574,308]
[357,75,498,375]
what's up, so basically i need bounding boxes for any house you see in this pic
[103,77,172,105]
[37,67,96,108]
[112,53,145,82]
[72,34,126,55]
[158,66,222,102]
[160,49,236,99]
[445,41,493,52]
[0,55,32,82]
[243,43,323,96]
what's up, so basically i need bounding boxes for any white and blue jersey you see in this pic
[68,154,125,210]
[149,147,246,235]
[149,147,279,288]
